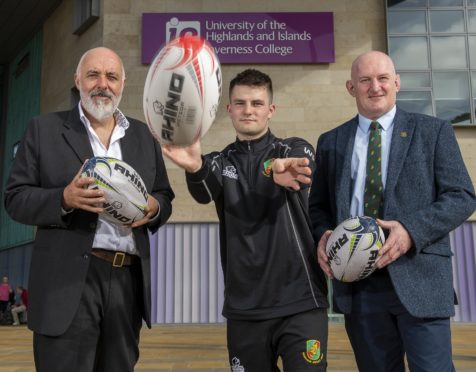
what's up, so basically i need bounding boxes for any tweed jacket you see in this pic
[309,107,476,318]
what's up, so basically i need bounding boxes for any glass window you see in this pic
[435,100,471,123]
[433,72,470,124]
[433,72,468,99]
[397,91,433,115]
[430,11,464,33]
[471,71,476,96]
[388,0,427,8]
[468,36,476,68]
[389,37,429,69]
[398,72,431,88]
[430,36,467,68]
[429,0,463,6]
[388,11,427,33]
[468,10,476,32]
[387,1,476,124]
[73,0,100,35]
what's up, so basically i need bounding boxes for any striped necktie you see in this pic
[364,121,383,218]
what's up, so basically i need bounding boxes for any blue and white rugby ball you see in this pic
[326,216,385,282]
[81,157,148,224]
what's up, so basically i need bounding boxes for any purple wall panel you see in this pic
[150,223,225,324]
[149,231,158,324]
[452,222,476,322]
[200,224,210,323]
[150,222,475,323]
[165,227,175,323]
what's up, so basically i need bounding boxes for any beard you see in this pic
[80,88,122,121]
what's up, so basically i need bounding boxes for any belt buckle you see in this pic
[113,252,126,267]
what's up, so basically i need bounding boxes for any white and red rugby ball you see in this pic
[143,35,222,146]
[326,216,385,282]
[81,157,148,224]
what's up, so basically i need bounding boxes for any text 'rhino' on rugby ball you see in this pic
[81,157,148,224]
[143,36,222,146]
[326,216,385,282]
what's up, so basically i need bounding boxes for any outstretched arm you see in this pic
[272,157,312,191]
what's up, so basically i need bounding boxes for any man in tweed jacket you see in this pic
[309,51,476,372]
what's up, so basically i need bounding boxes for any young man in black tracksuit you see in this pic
[163,69,328,371]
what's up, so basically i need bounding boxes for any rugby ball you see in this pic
[143,35,222,146]
[81,157,148,224]
[326,216,385,282]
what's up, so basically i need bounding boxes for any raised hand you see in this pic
[162,140,203,173]
[272,157,312,190]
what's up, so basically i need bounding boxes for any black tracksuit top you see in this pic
[186,130,328,320]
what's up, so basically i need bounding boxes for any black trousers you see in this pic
[227,308,328,372]
[33,255,144,372]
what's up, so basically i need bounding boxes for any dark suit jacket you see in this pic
[4,106,174,336]
[309,107,476,318]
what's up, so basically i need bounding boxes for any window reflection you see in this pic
[468,36,476,68]
[435,101,471,124]
[389,37,429,69]
[399,72,431,88]
[433,72,470,124]
[387,0,476,124]
[468,10,476,32]
[388,0,426,8]
[471,71,476,96]
[429,0,463,6]
[430,11,464,33]
[431,36,467,69]
[397,91,433,115]
[388,11,426,33]
[433,72,468,99]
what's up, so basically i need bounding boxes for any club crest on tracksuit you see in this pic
[262,158,274,177]
[302,339,324,364]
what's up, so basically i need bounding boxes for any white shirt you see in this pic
[78,103,138,255]
[350,105,396,217]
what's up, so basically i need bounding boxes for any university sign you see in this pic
[142,13,334,64]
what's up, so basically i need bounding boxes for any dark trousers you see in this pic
[33,255,144,372]
[227,308,328,372]
[345,272,455,372]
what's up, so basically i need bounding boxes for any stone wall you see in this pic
[40,0,476,221]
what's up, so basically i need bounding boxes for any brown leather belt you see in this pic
[90,249,139,267]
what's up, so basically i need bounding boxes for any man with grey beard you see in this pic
[4,47,174,372]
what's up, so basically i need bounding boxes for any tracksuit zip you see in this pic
[285,193,321,309]
[247,141,253,188]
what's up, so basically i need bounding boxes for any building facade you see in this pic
[1,0,475,322]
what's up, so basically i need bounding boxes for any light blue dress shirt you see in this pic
[350,105,396,217]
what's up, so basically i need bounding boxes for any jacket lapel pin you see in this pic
[400,131,407,138]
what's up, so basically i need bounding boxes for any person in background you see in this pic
[0,276,13,322]
[309,50,476,372]
[4,47,174,372]
[11,286,28,326]
[163,69,328,371]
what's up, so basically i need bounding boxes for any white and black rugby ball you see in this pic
[81,157,148,224]
[143,35,222,146]
[326,216,385,282]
